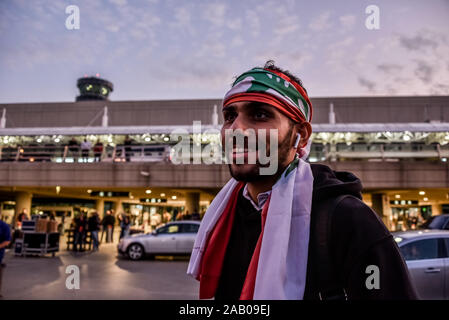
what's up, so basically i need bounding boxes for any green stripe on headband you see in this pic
[231,68,310,121]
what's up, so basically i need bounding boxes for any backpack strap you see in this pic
[314,194,353,300]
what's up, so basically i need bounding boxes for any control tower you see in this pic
[76,75,114,101]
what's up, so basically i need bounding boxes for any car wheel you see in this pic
[127,243,144,260]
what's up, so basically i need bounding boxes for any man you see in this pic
[80,138,92,163]
[101,210,115,243]
[187,61,417,300]
[118,213,130,240]
[16,208,29,228]
[123,135,133,162]
[68,137,80,161]
[93,140,104,162]
[73,213,87,252]
[0,219,11,298]
[88,211,101,251]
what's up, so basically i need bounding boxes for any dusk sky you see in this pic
[0,0,448,103]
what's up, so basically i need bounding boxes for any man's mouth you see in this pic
[231,147,258,162]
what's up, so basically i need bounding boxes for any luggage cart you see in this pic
[15,232,60,257]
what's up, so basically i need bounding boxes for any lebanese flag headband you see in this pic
[223,67,313,123]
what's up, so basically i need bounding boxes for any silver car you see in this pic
[117,221,200,260]
[394,229,449,299]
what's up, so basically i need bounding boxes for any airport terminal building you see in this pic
[0,77,448,232]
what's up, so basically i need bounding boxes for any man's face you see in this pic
[221,101,297,182]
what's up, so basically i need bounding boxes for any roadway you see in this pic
[1,238,199,300]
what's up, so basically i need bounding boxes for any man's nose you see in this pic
[229,114,248,132]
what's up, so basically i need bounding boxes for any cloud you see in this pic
[109,0,128,6]
[399,33,438,52]
[414,60,434,83]
[231,35,244,47]
[358,77,376,92]
[272,5,300,36]
[202,2,227,28]
[431,83,449,95]
[274,15,300,38]
[245,10,260,37]
[155,54,236,92]
[325,37,355,73]
[171,6,195,35]
[254,50,313,74]
[309,11,332,32]
[339,14,356,29]
[226,18,242,31]
[377,64,404,74]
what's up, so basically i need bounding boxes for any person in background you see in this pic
[101,210,115,243]
[124,135,133,162]
[191,212,200,221]
[73,213,87,252]
[183,210,192,220]
[80,138,92,163]
[49,211,56,221]
[68,137,79,162]
[172,209,179,221]
[88,211,101,251]
[0,219,11,298]
[110,209,117,242]
[15,208,29,230]
[93,140,103,162]
[119,213,130,239]
[150,213,158,232]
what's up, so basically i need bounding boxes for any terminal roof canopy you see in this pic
[0,95,448,129]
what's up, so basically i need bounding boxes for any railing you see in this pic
[0,143,447,163]
[0,144,172,163]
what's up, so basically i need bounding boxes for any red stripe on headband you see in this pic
[263,68,313,122]
[223,92,306,123]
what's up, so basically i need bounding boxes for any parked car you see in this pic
[419,214,449,230]
[393,229,449,299]
[117,221,200,260]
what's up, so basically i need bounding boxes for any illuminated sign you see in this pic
[90,191,130,197]
[140,198,167,204]
[390,200,418,205]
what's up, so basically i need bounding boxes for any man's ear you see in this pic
[294,122,312,149]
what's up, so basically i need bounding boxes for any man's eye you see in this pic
[224,113,236,122]
[254,111,269,120]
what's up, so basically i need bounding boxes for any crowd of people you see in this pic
[71,209,132,252]
[68,138,104,162]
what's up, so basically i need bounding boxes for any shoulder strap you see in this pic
[314,194,353,300]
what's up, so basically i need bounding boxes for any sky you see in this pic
[0,0,448,103]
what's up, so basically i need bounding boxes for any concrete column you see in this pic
[371,193,391,229]
[14,191,32,226]
[185,192,200,214]
[96,199,105,217]
[112,200,124,214]
[431,203,442,216]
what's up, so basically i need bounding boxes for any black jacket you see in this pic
[215,163,418,300]
[303,163,418,300]
[88,215,101,231]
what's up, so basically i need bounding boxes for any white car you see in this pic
[394,229,449,299]
[118,221,200,260]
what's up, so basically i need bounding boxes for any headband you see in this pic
[223,67,313,123]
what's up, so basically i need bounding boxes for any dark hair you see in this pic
[263,60,308,94]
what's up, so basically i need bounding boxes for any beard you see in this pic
[228,125,295,182]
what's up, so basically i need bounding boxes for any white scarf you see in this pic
[187,156,314,300]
